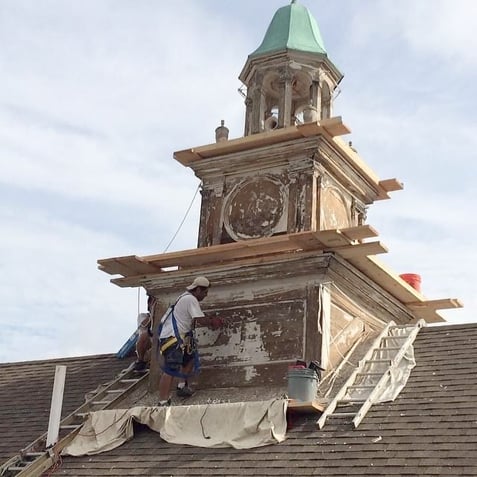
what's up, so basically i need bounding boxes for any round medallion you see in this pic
[223,176,287,240]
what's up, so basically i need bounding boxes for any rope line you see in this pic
[163,182,201,253]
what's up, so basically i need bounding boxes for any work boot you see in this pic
[157,398,171,407]
[176,385,194,398]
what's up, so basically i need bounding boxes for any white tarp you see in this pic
[63,398,288,456]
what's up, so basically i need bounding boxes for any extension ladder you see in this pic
[0,364,149,477]
[317,319,425,429]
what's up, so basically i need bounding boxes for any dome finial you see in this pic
[291,0,297,4]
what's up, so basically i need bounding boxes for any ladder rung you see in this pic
[348,385,375,389]
[356,372,383,376]
[23,452,44,457]
[106,389,126,393]
[60,424,80,429]
[91,401,111,405]
[331,412,356,417]
[120,379,140,383]
[338,399,365,404]
[366,359,392,363]
[374,347,401,351]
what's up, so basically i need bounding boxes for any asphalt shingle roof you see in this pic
[0,354,133,463]
[49,323,477,477]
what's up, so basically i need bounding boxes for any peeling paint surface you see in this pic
[244,365,258,382]
[223,175,288,240]
[196,301,305,366]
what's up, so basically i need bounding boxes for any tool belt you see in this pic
[159,332,196,355]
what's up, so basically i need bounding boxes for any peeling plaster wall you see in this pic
[145,254,409,391]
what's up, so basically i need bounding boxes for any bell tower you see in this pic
[240,0,343,135]
[99,1,460,396]
[177,1,380,247]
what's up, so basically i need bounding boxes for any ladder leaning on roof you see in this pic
[0,363,148,477]
[317,319,426,429]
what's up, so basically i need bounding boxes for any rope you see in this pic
[163,182,201,253]
[134,182,200,315]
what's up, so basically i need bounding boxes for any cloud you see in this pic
[0,0,475,363]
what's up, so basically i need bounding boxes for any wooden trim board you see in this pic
[287,399,326,413]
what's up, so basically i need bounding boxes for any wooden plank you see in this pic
[290,232,324,251]
[117,256,163,275]
[333,136,381,186]
[171,148,201,165]
[98,256,162,276]
[46,365,67,447]
[111,249,331,288]
[103,230,333,277]
[287,399,326,413]
[345,255,448,323]
[379,178,403,193]
[297,117,350,138]
[174,125,315,166]
[340,224,379,241]
[333,241,388,259]
[99,226,384,280]
[376,178,404,201]
[173,120,354,166]
[97,256,139,276]
[314,229,353,247]
[347,255,422,302]
[407,298,463,310]
[145,234,290,263]
[406,308,446,323]
[147,235,298,269]
[319,116,351,137]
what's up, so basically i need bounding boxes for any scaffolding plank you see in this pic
[101,227,382,279]
[288,399,326,413]
[407,298,463,310]
[98,256,162,276]
[340,224,378,241]
[380,178,403,192]
[376,178,404,201]
[313,229,353,248]
[333,241,388,259]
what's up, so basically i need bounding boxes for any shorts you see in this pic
[160,335,194,374]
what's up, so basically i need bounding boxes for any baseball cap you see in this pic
[186,276,210,290]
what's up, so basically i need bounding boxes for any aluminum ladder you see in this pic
[317,319,425,429]
[0,364,149,477]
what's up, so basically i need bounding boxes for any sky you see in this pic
[1,0,475,363]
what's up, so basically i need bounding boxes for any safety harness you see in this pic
[156,293,201,379]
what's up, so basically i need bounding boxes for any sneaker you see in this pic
[176,385,194,398]
[133,360,147,372]
[157,398,171,407]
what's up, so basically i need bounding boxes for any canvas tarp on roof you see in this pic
[63,399,287,456]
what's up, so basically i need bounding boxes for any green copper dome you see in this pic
[250,1,326,58]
